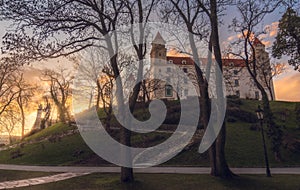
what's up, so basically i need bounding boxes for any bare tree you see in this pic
[41,68,73,124]
[74,48,108,111]
[15,72,36,137]
[0,62,18,117]
[1,0,158,182]
[261,62,286,101]
[162,0,234,178]
[40,96,52,129]
[139,68,163,103]
[229,0,283,161]
[0,104,21,144]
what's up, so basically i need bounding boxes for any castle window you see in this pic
[183,77,188,84]
[236,90,240,98]
[229,62,234,66]
[168,60,173,64]
[159,53,162,56]
[255,91,259,100]
[166,77,171,83]
[234,79,240,86]
[234,79,239,86]
[165,85,173,97]
[182,60,187,64]
[184,89,188,96]
[233,70,238,75]
[183,68,188,73]
[167,67,171,72]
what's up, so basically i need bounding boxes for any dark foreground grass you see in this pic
[18,174,300,190]
[0,170,57,182]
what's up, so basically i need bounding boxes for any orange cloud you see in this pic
[274,72,300,102]
[262,40,272,47]
[265,22,279,37]
[227,30,255,42]
[167,48,190,57]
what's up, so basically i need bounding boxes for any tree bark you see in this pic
[210,0,234,178]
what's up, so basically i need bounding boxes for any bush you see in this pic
[227,117,237,123]
[249,124,259,131]
[164,113,180,125]
[227,97,243,110]
[10,149,24,159]
[226,107,257,123]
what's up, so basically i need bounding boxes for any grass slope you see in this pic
[0,99,299,167]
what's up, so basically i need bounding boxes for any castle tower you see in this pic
[149,32,170,99]
[252,37,275,100]
[150,32,167,64]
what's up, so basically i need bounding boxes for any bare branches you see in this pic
[0,0,125,63]
[0,61,19,116]
[41,67,73,123]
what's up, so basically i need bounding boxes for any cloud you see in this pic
[226,30,256,43]
[167,48,190,57]
[262,40,272,47]
[227,35,236,41]
[274,72,300,102]
[265,22,279,37]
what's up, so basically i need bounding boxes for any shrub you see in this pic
[249,124,259,131]
[226,107,257,123]
[10,149,23,159]
[227,117,237,123]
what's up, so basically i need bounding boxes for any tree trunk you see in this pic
[17,92,26,138]
[96,80,101,110]
[210,0,234,178]
[260,89,282,161]
[105,104,112,130]
[186,24,218,175]
[19,102,25,138]
[57,105,66,123]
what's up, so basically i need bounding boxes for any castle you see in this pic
[149,32,275,100]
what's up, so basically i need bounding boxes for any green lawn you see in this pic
[22,122,76,142]
[17,174,300,190]
[0,170,57,182]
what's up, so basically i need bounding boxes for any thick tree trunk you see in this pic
[57,105,66,123]
[186,25,218,175]
[120,127,134,182]
[210,0,234,178]
[109,50,134,182]
[215,123,234,178]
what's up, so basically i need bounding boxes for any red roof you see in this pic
[222,58,246,67]
[167,56,246,67]
[167,56,194,65]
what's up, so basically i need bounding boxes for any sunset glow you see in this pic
[167,48,190,57]
[274,72,300,102]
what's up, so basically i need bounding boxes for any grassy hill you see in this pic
[0,99,299,168]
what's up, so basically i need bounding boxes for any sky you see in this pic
[0,5,299,102]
